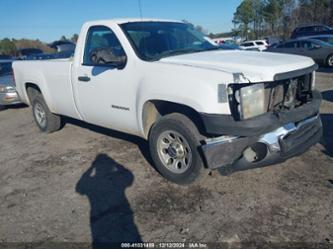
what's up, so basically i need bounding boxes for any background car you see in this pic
[240,40,268,51]
[16,48,43,59]
[299,34,333,45]
[267,39,333,67]
[291,25,333,39]
[0,60,21,110]
[218,43,242,50]
[49,40,76,52]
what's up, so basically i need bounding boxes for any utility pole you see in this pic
[331,0,333,26]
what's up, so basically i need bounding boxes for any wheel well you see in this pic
[142,100,206,138]
[25,83,41,103]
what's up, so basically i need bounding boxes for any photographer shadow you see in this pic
[76,154,142,248]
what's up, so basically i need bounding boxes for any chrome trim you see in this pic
[205,135,240,146]
[205,115,320,152]
[0,91,21,106]
[259,115,320,152]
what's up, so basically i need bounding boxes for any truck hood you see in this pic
[159,50,315,82]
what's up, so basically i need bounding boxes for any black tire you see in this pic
[148,113,204,185]
[327,54,333,68]
[32,93,61,133]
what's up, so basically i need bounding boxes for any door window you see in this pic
[83,26,126,65]
[284,41,298,48]
[300,41,316,49]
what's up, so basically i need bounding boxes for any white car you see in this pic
[240,40,269,51]
[13,19,322,184]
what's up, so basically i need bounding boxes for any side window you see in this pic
[315,26,326,32]
[285,42,298,48]
[300,41,315,49]
[83,26,126,65]
[242,42,254,47]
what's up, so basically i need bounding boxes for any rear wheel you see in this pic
[327,54,333,68]
[149,113,204,185]
[32,93,61,133]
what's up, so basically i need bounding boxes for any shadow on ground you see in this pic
[0,103,28,111]
[63,117,152,165]
[76,154,142,247]
[322,90,333,103]
[320,114,333,157]
[317,67,333,73]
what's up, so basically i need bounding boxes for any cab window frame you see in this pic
[82,25,127,67]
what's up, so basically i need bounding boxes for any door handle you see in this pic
[78,76,91,82]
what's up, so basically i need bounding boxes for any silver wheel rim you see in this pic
[328,56,333,67]
[157,130,192,174]
[34,102,47,128]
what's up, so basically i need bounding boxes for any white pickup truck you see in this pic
[13,19,322,184]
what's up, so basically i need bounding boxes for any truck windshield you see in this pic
[121,22,218,61]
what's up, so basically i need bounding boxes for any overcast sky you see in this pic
[0,0,242,42]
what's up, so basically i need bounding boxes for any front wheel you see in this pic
[327,54,333,68]
[32,93,61,133]
[149,113,204,185]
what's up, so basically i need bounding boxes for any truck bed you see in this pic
[13,59,80,119]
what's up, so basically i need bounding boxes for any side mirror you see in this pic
[90,48,127,69]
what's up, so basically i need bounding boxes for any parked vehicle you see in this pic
[291,25,333,39]
[49,40,76,52]
[13,19,322,184]
[240,40,268,51]
[267,39,333,67]
[0,61,21,110]
[25,51,74,60]
[299,35,333,45]
[0,55,13,60]
[17,48,43,59]
[218,43,242,50]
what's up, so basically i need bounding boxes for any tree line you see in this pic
[233,0,333,39]
[0,34,78,56]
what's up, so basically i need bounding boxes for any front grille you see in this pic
[266,73,313,112]
[228,73,313,120]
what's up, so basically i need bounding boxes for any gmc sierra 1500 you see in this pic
[13,19,322,184]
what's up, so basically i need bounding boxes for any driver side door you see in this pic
[72,25,136,133]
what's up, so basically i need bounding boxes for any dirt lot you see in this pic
[0,70,332,248]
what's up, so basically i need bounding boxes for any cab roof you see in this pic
[84,18,183,26]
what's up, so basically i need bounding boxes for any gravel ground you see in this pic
[0,70,332,248]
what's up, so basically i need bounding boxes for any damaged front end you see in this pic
[200,67,323,173]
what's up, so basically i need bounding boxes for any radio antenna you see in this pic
[138,0,143,20]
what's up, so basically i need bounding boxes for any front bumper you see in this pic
[0,91,21,106]
[201,114,323,173]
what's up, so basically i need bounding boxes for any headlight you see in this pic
[0,85,16,93]
[238,83,266,119]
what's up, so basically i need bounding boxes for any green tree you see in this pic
[233,0,254,38]
[263,0,284,34]
[0,38,17,56]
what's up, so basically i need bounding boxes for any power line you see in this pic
[138,0,143,19]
